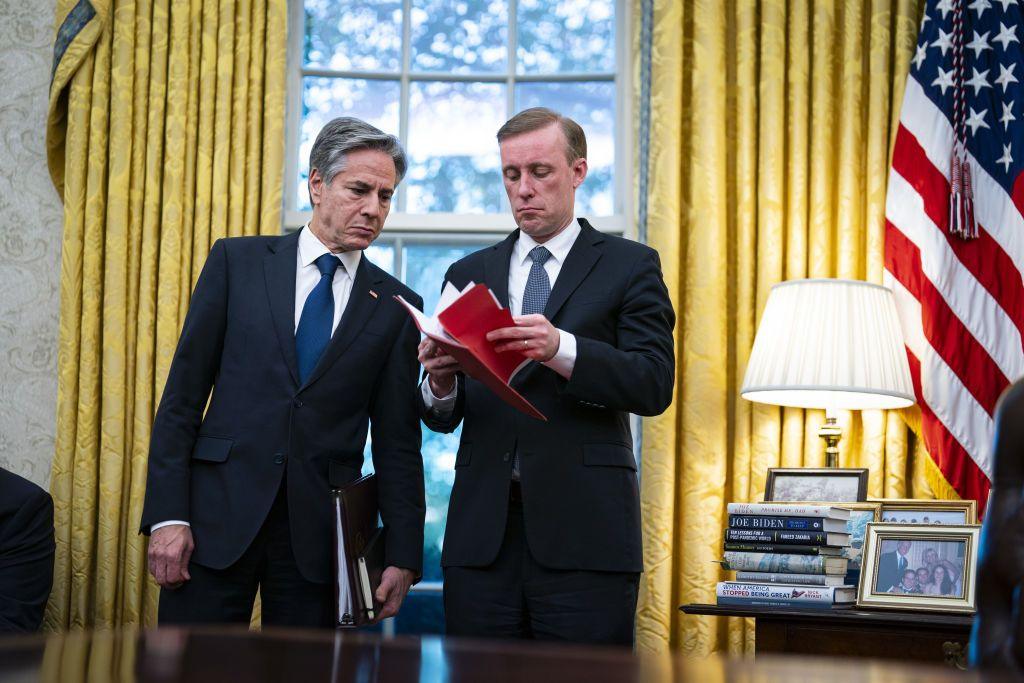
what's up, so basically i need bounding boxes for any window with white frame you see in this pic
[285,0,628,634]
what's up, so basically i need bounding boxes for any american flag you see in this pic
[885,0,1024,514]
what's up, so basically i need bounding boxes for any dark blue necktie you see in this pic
[295,253,340,383]
[521,246,552,315]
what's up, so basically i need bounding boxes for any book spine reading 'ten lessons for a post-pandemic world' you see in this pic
[724,529,848,545]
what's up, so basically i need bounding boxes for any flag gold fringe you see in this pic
[901,406,962,502]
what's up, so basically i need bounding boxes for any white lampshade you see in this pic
[741,279,915,411]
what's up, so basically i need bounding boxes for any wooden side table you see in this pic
[681,603,974,668]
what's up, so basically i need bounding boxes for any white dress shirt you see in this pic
[153,226,360,533]
[421,217,582,414]
[293,224,361,334]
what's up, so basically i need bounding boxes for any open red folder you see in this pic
[396,282,546,421]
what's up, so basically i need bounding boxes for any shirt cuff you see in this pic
[542,329,576,380]
[151,520,190,532]
[420,377,457,417]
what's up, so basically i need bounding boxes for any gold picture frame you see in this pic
[870,498,978,525]
[857,523,980,613]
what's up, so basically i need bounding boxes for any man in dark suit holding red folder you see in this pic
[418,108,676,645]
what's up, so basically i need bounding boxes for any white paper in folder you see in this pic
[335,503,354,625]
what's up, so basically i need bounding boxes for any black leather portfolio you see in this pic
[331,474,385,627]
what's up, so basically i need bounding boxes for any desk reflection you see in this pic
[0,626,1006,683]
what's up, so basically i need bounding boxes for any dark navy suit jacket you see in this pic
[420,219,675,573]
[0,467,54,632]
[141,230,425,583]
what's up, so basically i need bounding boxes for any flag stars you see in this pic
[969,0,993,16]
[966,107,991,135]
[995,0,1017,11]
[936,0,955,18]
[995,63,1018,92]
[994,22,1020,49]
[998,144,1014,172]
[1000,100,1016,130]
[966,67,992,94]
[967,31,993,58]
[932,27,955,56]
[912,43,928,70]
[933,66,955,94]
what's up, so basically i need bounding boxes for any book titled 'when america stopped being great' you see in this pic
[716,581,855,608]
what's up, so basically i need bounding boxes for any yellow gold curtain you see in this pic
[633,0,962,654]
[44,0,287,629]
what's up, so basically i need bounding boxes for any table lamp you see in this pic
[740,279,915,467]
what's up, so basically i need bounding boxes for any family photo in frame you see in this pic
[856,523,980,613]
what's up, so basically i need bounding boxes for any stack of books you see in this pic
[716,502,856,609]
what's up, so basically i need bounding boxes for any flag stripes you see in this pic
[883,3,1024,514]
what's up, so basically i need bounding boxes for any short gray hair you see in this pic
[308,117,407,198]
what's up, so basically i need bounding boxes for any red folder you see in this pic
[396,284,546,421]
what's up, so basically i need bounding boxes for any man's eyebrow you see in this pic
[348,179,395,191]
[502,162,552,173]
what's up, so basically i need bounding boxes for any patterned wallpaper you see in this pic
[0,0,61,489]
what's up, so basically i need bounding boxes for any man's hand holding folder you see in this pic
[333,475,416,627]
[374,566,415,621]
[420,312,560,391]
[397,282,548,420]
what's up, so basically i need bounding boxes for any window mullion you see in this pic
[507,0,518,117]
[394,236,405,281]
[615,0,629,222]
[398,0,413,213]
[284,0,307,216]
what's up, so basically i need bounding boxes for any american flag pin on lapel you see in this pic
[369,290,378,299]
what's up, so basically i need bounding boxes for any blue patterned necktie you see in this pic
[512,245,553,481]
[295,253,340,383]
[521,246,552,315]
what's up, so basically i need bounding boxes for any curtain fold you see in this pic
[633,0,951,654]
[44,0,287,629]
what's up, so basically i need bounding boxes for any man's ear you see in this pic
[572,158,588,189]
[309,167,324,207]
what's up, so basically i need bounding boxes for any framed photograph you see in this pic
[764,468,869,503]
[872,499,978,525]
[857,523,980,613]
[766,501,881,572]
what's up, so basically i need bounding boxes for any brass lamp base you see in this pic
[819,416,842,468]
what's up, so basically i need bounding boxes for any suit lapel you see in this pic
[543,219,603,322]
[483,231,517,308]
[264,231,301,387]
[301,257,382,390]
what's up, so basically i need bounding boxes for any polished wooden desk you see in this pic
[0,626,1007,682]
[682,603,974,667]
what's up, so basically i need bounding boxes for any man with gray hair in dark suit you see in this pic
[142,117,425,628]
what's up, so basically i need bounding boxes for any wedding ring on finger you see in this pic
[523,339,529,349]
